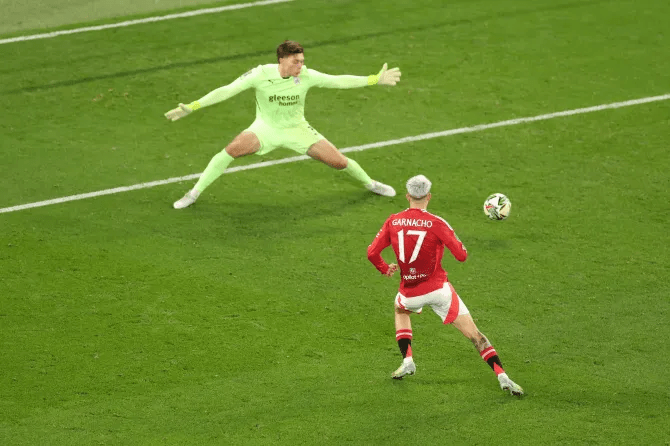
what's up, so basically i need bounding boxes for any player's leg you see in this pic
[306,139,396,197]
[392,296,417,379]
[451,313,524,396]
[195,131,260,191]
[430,283,523,395]
[173,131,260,209]
[451,313,501,369]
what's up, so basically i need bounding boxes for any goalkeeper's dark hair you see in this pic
[277,40,304,61]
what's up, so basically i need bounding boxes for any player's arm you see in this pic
[437,222,468,262]
[164,67,258,121]
[367,220,396,276]
[308,63,401,89]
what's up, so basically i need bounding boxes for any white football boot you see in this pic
[391,358,416,379]
[173,189,200,209]
[498,373,524,396]
[366,180,396,197]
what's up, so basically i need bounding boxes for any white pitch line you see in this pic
[0,0,294,45]
[1,93,668,215]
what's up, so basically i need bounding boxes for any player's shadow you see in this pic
[4,0,608,95]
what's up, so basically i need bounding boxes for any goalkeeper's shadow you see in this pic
[193,189,383,235]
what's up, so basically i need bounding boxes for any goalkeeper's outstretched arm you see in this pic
[311,63,401,89]
[164,70,256,121]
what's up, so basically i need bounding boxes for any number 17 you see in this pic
[397,230,427,263]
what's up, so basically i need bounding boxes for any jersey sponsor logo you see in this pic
[391,218,433,228]
[402,273,428,280]
[268,94,300,106]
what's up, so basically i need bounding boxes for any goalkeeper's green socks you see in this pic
[194,150,235,192]
[194,153,373,193]
[342,158,373,186]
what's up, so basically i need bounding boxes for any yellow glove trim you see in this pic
[188,101,201,111]
[367,74,380,86]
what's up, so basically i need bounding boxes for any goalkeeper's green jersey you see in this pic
[191,64,369,129]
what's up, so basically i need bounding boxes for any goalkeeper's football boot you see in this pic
[498,373,524,396]
[173,189,200,209]
[391,358,416,379]
[366,180,396,197]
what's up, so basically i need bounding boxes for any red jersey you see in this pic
[367,208,467,297]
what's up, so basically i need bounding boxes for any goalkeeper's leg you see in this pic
[173,132,260,209]
[306,139,396,197]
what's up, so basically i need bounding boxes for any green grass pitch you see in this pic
[1,0,669,444]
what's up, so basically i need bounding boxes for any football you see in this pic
[483,193,511,220]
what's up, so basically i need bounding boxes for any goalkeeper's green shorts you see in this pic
[245,119,325,156]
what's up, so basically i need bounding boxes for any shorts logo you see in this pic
[409,268,416,274]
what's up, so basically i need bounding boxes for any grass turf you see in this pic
[1,0,669,444]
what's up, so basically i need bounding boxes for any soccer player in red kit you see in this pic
[367,175,524,396]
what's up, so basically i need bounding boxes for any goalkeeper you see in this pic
[165,40,401,209]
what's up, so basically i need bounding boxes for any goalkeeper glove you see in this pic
[368,63,401,86]
[164,102,200,121]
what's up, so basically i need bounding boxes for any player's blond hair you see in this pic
[406,175,432,199]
